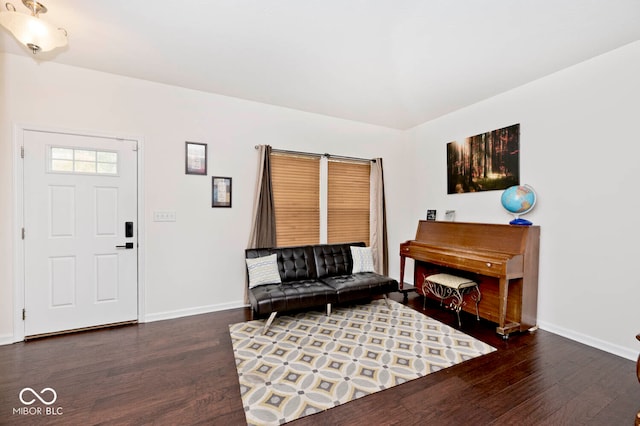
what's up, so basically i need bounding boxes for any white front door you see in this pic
[23,130,138,337]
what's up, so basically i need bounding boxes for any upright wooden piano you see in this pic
[400,221,540,338]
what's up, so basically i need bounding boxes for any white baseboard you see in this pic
[0,333,16,346]
[4,302,635,362]
[0,302,249,346]
[538,320,636,361]
[403,283,636,361]
[143,301,248,323]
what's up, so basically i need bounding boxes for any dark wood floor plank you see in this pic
[538,383,616,425]
[0,292,637,425]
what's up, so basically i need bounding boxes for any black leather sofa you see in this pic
[245,242,398,331]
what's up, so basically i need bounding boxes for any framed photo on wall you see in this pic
[185,142,207,175]
[212,176,232,208]
[446,123,520,194]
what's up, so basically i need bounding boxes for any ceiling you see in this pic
[1,1,639,129]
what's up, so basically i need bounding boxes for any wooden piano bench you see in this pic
[422,273,481,327]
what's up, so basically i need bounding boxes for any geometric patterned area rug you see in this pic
[229,299,496,425]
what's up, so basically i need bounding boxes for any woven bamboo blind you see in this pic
[327,160,370,246]
[271,153,320,246]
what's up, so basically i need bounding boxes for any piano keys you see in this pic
[400,221,540,338]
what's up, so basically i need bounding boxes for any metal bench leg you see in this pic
[327,303,332,316]
[262,311,277,334]
[453,289,463,327]
[473,285,481,321]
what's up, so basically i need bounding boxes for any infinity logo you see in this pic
[19,388,57,406]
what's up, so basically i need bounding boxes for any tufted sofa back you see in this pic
[313,242,364,278]
[245,242,365,283]
[245,245,317,282]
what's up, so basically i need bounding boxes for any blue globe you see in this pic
[501,185,537,225]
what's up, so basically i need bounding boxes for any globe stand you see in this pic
[509,217,532,226]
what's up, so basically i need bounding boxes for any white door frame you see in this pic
[12,123,146,343]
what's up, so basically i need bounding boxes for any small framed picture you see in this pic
[445,210,456,221]
[185,142,207,175]
[426,210,437,221]
[212,176,232,208]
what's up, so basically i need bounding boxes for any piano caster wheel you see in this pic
[502,334,509,340]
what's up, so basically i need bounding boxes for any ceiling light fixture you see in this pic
[0,0,67,54]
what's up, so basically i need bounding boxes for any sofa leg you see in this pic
[326,303,332,316]
[263,311,277,334]
[383,295,392,309]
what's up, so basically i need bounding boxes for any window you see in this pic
[49,146,118,175]
[271,153,320,246]
[271,153,370,247]
[328,160,370,245]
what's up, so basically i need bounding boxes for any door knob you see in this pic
[116,242,134,249]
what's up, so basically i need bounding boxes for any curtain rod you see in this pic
[254,145,375,163]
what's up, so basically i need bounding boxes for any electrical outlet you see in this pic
[153,211,176,222]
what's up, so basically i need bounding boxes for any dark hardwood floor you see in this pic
[1,292,637,425]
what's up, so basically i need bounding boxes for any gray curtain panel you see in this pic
[248,145,276,249]
[370,158,389,275]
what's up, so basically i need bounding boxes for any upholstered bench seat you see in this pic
[423,273,481,327]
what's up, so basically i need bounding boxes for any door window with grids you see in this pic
[48,146,119,175]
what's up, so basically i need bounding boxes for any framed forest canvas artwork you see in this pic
[447,124,520,194]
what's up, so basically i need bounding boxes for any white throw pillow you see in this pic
[246,253,282,288]
[350,246,375,273]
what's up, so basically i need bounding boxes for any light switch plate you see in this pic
[153,211,176,222]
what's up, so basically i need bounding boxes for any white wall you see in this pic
[2,41,638,360]
[405,41,640,360]
[0,52,410,341]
